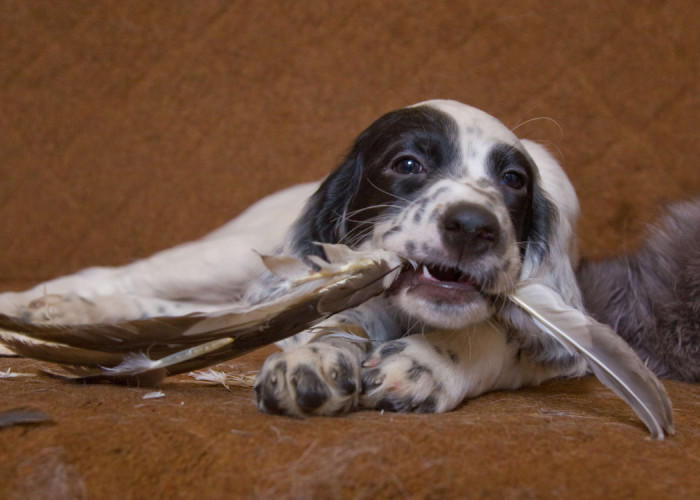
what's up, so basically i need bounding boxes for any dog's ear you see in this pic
[498,140,587,366]
[287,150,364,259]
[518,140,584,310]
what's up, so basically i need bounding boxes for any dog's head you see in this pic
[291,100,581,329]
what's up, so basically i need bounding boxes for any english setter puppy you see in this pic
[1,100,697,416]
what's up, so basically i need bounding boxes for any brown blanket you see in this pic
[1,1,699,497]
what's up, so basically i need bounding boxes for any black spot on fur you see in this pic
[411,199,430,225]
[290,106,461,257]
[430,186,451,200]
[376,397,403,412]
[292,365,330,412]
[335,354,357,395]
[260,391,282,414]
[415,396,437,413]
[255,360,289,415]
[378,340,407,358]
[407,360,432,381]
[447,349,459,364]
[375,394,437,413]
[361,368,385,392]
[382,224,403,241]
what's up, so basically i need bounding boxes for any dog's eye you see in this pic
[392,158,425,175]
[501,171,526,189]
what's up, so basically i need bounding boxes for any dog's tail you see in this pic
[576,198,700,382]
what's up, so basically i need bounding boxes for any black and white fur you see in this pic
[1,100,696,416]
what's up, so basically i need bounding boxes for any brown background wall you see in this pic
[1,1,699,498]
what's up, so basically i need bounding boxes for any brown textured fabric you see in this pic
[1,1,699,498]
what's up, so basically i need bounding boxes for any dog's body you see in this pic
[1,100,697,416]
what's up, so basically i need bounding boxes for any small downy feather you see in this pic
[259,253,312,282]
[102,337,235,376]
[510,281,674,439]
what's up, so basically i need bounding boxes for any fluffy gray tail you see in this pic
[576,199,700,382]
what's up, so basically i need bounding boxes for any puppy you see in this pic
[1,100,695,417]
[251,100,587,415]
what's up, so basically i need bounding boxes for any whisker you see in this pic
[341,204,398,220]
[366,178,412,204]
[510,116,564,138]
[337,211,398,247]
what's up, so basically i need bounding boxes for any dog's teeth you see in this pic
[422,265,434,280]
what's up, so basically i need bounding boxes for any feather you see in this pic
[510,281,674,439]
[0,245,402,385]
[0,368,37,378]
[0,407,53,428]
[142,391,165,400]
[188,369,257,389]
[101,337,235,376]
[258,253,312,282]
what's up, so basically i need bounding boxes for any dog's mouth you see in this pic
[416,263,479,289]
[390,261,484,300]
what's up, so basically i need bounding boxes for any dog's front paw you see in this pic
[360,338,462,413]
[254,343,361,417]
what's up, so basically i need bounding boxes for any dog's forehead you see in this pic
[413,100,518,142]
[411,99,521,176]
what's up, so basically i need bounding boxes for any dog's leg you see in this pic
[359,323,574,413]
[0,183,318,323]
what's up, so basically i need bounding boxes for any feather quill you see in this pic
[510,281,674,439]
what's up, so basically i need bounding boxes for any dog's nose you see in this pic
[440,203,500,256]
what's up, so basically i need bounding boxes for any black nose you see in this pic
[440,203,500,256]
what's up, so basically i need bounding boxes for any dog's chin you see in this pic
[388,264,495,329]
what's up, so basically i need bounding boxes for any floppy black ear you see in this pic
[288,151,364,258]
[288,105,459,259]
[518,140,583,310]
[526,177,557,265]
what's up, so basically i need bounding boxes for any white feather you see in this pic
[510,281,674,439]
